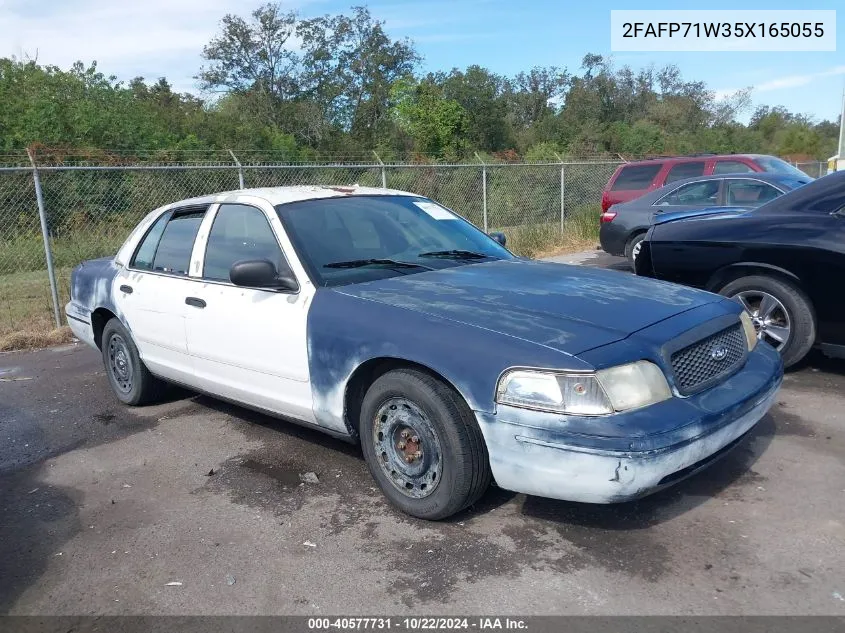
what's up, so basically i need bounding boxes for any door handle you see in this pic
[119,285,133,294]
[185,297,206,309]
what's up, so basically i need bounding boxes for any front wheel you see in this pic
[101,318,165,405]
[359,368,491,520]
[719,275,816,368]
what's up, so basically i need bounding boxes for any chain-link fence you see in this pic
[0,158,620,337]
[794,161,828,178]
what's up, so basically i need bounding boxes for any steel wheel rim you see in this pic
[372,397,443,499]
[731,290,791,351]
[631,240,642,261]
[108,334,134,393]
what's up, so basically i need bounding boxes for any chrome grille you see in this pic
[670,324,746,394]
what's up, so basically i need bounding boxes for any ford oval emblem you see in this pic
[710,345,728,361]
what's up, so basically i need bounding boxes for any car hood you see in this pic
[654,206,752,225]
[333,259,722,356]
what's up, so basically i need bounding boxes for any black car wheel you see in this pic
[101,318,165,405]
[359,368,491,520]
[625,233,646,270]
[719,275,816,368]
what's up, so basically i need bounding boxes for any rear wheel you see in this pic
[359,368,491,520]
[718,275,815,368]
[101,318,165,405]
[624,233,646,270]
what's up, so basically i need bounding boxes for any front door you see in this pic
[184,202,316,424]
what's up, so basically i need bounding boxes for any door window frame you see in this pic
[653,179,724,206]
[191,200,305,294]
[127,204,209,278]
[723,177,786,206]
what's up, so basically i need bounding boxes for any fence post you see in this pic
[27,148,62,328]
[554,152,565,229]
[373,151,387,188]
[228,149,245,189]
[475,152,488,232]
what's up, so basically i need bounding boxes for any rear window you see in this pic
[610,164,662,191]
[665,161,706,183]
[754,156,809,179]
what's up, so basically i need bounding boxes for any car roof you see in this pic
[620,154,762,166]
[172,185,418,208]
[662,172,806,187]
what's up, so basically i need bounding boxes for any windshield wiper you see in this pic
[324,258,434,270]
[417,250,492,260]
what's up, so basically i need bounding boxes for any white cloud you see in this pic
[716,65,845,100]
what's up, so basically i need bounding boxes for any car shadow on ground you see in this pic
[186,387,778,530]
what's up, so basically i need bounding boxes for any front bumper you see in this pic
[474,343,782,504]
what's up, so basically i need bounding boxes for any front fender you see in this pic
[305,288,592,434]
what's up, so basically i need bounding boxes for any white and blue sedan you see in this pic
[66,186,783,519]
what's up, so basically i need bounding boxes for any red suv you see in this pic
[601,154,809,212]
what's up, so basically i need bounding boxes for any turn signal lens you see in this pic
[740,311,758,351]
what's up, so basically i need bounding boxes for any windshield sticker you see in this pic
[413,201,457,220]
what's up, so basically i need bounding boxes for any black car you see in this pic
[635,170,845,367]
[601,172,811,269]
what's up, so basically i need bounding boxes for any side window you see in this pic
[725,180,781,206]
[658,180,720,206]
[131,212,170,271]
[150,211,205,275]
[610,164,662,191]
[203,204,285,282]
[665,161,706,183]
[713,160,754,175]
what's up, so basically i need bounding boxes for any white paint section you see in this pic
[185,283,315,423]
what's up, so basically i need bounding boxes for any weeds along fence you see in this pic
[0,158,621,336]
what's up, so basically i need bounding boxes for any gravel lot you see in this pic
[1,253,844,615]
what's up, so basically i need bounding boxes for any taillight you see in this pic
[600,211,617,224]
[601,191,611,212]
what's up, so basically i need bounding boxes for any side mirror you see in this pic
[489,231,507,247]
[229,259,298,291]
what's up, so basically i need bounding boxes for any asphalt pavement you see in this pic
[1,252,844,615]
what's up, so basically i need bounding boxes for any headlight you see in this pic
[739,311,758,351]
[496,361,671,416]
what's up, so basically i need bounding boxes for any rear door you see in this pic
[114,206,207,384]
[184,201,318,425]
[723,178,783,207]
[652,179,723,215]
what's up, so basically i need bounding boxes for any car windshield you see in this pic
[276,195,514,287]
[755,156,811,180]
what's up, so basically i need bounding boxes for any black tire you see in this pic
[101,318,165,406]
[718,275,816,368]
[624,232,646,271]
[359,368,491,520]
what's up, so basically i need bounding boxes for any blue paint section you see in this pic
[305,285,597,432]
[65,256,123,335]
[333,259,721,356]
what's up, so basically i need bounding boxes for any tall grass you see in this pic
[501,204,600,259]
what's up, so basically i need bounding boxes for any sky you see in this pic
[1,0,843,123]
